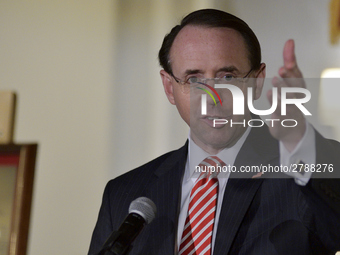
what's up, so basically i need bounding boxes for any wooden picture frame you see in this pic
[330,0,340,44]
[0,144,37,255]
[0,91,16,144]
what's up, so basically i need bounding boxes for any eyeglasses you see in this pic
[170,69,253,93]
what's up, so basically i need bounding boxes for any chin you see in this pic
[194,130,235,149]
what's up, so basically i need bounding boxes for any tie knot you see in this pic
[197,156,226,178]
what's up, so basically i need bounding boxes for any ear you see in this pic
[160,70,176,105]
[253,63,266,100]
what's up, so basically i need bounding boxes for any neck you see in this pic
[190,126,249,155]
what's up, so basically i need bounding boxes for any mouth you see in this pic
[204,115,231,120]
[206,116,224,120]
[202,115,231,128]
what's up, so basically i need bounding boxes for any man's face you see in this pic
[161,25,265,154]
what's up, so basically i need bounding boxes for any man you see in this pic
[89,9,340,254]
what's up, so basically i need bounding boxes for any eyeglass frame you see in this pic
[169,68,254,86]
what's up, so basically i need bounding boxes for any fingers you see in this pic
[267,40,307,148]
[276,39,305,91]
[283,39,297,69]
[279,39,303,79]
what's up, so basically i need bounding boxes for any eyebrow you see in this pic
[216,66,240,73]
[183,69,203,76]
[183,66,240,76]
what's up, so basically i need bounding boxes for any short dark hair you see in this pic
[158,9,261,74]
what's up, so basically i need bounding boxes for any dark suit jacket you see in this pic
[88,125,340,254]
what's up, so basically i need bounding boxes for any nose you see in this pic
[203,79,223,106]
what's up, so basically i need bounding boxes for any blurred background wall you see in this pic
[0,0,340,254]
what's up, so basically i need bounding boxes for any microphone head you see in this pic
[129,197,157,224]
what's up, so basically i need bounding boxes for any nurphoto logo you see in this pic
[199,83,312,128]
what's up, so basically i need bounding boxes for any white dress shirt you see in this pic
[177,123,316,253]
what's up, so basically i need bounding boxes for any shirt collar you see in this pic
[185,127,251,182]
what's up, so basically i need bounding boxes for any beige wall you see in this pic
[1,0,340,254]
[0,1,206,254]
[0,1,116,254]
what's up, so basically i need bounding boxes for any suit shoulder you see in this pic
[105,143,187,194]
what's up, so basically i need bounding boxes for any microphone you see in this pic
[97,197,157,255]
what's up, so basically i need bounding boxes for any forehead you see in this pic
[169,25,250,74]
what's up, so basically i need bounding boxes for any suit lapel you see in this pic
[142,142,188,254]
[214,125,279,254]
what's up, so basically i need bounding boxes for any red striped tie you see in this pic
[179,156,225,255]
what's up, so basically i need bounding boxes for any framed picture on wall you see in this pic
[0,144,37,255]
[330,0,340,44]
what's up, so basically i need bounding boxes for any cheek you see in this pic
[173,91,191,125]
[217,90,235,113]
